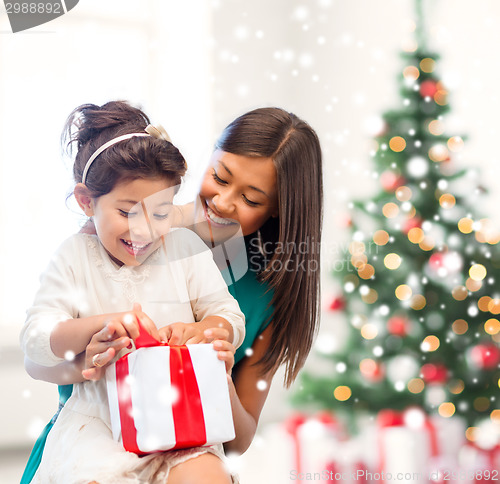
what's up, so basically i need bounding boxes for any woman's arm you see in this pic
[171,202,194,228]
[24,354,86,384]
[224,324,275,455]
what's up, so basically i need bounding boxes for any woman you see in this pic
[22,106,323,482]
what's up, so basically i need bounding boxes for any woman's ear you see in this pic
[74,183,94,216]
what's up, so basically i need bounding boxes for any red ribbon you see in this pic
[285,413,307,474]
[169,345,207,448]
[115,319,206,454]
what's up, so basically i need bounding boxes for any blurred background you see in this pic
[1,0,499,482]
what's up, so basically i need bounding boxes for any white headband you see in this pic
[81,124,172,184]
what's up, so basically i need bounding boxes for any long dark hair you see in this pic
[63,101,186,197]
[217,107,323,386]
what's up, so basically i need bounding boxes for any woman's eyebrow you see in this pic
[219,160,271,198]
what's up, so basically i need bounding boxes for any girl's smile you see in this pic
[77,177,177,266]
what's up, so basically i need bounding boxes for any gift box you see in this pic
[106,327,234,455]
[377,408,438,483]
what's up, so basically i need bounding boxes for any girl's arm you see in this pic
[224,324,275,455]
[50,306,160,359]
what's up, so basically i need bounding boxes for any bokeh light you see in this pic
[395,284,412,300]
[373,230,390,245]
[469,264,487,281]
[384,253,402,270]
[452,319,468,335]
[421,335,440,352]
[333,386,351,401]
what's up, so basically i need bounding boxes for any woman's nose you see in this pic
[213,192,234,215]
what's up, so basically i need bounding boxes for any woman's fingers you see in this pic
[212,339,235,374]
[83,347,115,381]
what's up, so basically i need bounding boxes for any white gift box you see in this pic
[106,343,235,455]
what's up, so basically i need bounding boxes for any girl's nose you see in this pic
[128,214,154,241]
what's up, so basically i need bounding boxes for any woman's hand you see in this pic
[81,303,160,381]
[205,327,236,377]
[81,320,130,381]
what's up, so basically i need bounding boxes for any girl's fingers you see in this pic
[204,328,230,342]
[185,335,204,344]
[102,320,127,340]
[121,313,141,340]
[168,327,185,345]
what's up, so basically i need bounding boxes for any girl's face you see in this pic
[85,177,176,266]
[194,150,279,242]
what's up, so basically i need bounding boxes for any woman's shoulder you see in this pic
[164,228,210,259]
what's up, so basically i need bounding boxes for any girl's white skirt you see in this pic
[33,406,238,484]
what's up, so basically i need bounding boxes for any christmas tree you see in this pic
[294,0,500,442]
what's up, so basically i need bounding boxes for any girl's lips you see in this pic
[121,239,152,257]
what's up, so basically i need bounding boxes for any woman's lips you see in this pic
[203,201,237,227]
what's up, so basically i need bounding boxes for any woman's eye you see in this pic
[153,213,169,220]
[243,196,259,207]
[212,170,227,185]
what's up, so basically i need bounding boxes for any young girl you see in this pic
[20,101,245,483]
[23,106,323,479]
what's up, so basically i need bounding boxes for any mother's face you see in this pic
[193,150,279,243]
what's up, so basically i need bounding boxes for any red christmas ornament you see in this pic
[360,360,385,382]
[316,410,338,428]
[387,315,410,337]
[420,80,439,98]
[420,363,448,383]
[469,344,500,370]
[377,409,404,427]
[402,216,422,234]
[329,297,346,311]
[428,252,445,271]
[380,170,406,192]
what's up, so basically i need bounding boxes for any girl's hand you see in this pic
[114,302,160,342]
[82,321,130,381]
[158,323,232,346]
[158,322,198,345]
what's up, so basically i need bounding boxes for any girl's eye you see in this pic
[119,209,136,218]
[243,196,260,207]
[212,170,227,185]
[153,213,169,221]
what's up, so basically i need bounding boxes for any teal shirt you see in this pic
[20,249,274,483]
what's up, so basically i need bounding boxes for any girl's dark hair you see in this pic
[217,107,323,387]
[63,101,186,197]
